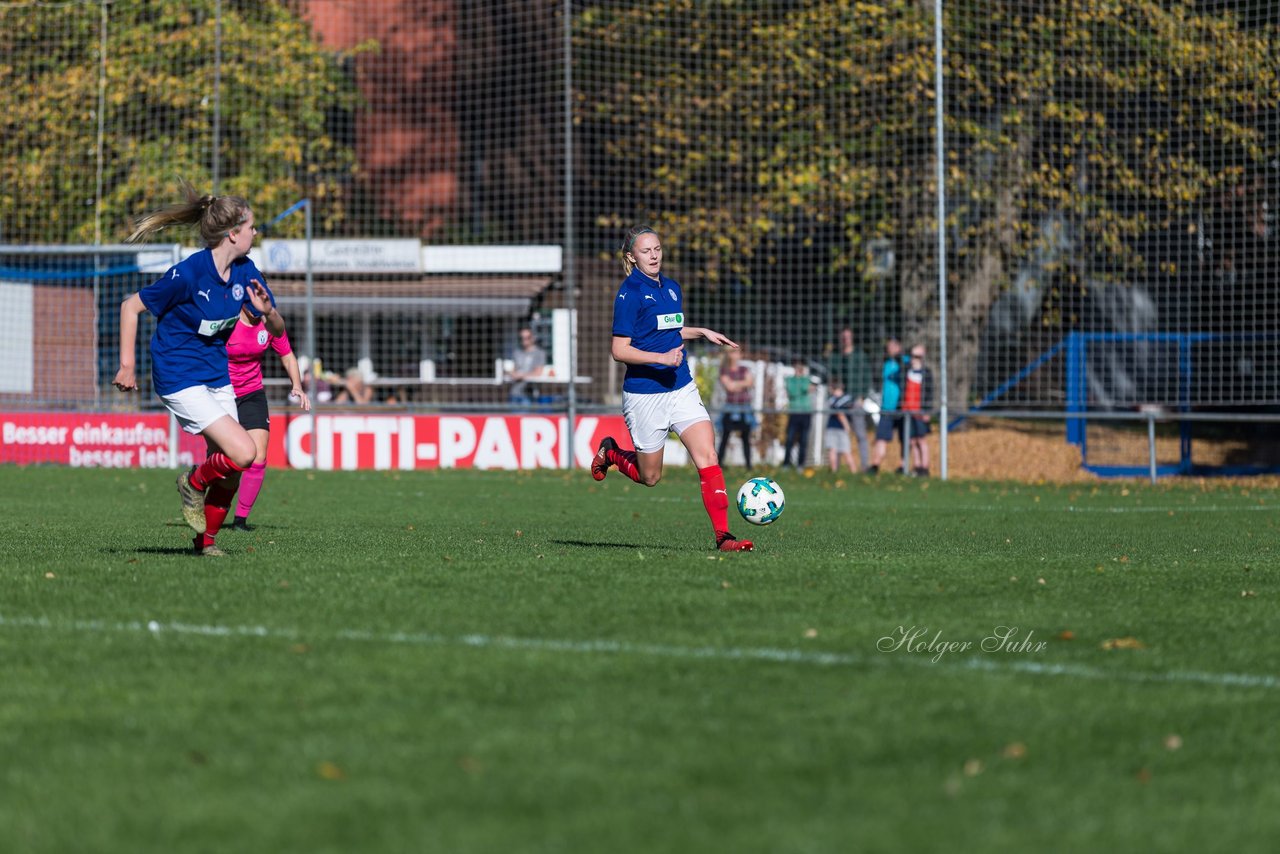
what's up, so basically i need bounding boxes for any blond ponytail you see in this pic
[125,179,251,248]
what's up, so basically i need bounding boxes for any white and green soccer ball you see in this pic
[736,477,785,526]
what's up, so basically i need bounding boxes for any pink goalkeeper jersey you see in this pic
[226,317,292,397]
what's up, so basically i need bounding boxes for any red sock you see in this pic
[607,446,643,483]
[203,474,241,538]
[697,465,730,538]
[191,452,247,492]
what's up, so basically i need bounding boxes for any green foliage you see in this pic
[577,1,929,285]
[576,0,1280,296]
[0,0,359,243]
[946,0,1280,287]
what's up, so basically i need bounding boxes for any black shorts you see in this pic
[235,388,271,431]
[875,413,901,442]
[908,416,931,437]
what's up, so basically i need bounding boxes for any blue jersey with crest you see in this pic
[611,268,692,394]
[139,249,274,396]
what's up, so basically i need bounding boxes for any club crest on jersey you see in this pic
[656,312,684,330]
[257,330,269,346]
[668,288,678,303]
[232,284,245,300]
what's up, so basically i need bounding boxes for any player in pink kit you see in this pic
[225,306,311,530]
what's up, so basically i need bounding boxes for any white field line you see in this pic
[600,494,1272,513]
[2,613,1278,691]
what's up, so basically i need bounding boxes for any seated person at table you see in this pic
[506,326,547,408]
[334,367,374,405]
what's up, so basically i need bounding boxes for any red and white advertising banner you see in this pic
[268,414,630,470]
[2,412,632,471]
[0,412,203,468]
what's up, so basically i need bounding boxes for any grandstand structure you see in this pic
[1,0,1277,475]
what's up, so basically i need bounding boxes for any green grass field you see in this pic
[2,465,1278,853]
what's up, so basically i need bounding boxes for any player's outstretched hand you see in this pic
[703,329,738,348]
[247,278,272,314]
[289,388,312,412]
[113,365,137,391]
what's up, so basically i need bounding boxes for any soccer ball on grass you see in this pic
[736,477,785,526]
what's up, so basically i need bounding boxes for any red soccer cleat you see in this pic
[591,436,618,481]
[716,532,754,552]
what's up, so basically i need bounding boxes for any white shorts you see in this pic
[161,384,239,435]
[622,383,711,453]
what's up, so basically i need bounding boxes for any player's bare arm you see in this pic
[681,326,738,349]
[113,293,148,391]
[611,335,685,367]
[280,353,312,411]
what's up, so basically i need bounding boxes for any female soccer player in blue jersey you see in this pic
[113,184,285,557]
[590,225,754,552]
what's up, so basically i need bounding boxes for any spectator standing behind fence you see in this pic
[823,380,858,474]
[783,358,815,469]
[827,327,872,470]
[224,306,311,532]
[868,336,906,474]
[903,344,935,477]
[589,224,754,552]
[506,326,547,409]
[113,183,282,557]
[717,347,756,469]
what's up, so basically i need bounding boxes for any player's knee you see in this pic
[229,445,256,469]
[641,471,662,487]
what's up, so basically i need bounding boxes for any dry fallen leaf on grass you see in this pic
[1100,636,1147,650]
[316,761,346,781]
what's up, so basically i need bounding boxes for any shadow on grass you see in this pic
[118,546,198,556]
[162,521,279,533]
[549,538,706,551]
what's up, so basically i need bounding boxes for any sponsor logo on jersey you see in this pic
[656,312,684,330]
[197,316,240,337]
